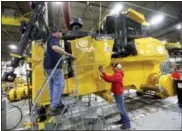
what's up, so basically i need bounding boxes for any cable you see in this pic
[6,104,23,130]
[25,63,32,115]
[7,100,27,113]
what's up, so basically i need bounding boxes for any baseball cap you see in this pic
[112,63,122,69]
[51,26,62,33]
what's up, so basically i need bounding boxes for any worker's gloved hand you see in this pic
[98,65,104,73]
[69,54,76,61]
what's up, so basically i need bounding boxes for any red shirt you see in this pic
[171,71,181,80]
[102,70,124,95]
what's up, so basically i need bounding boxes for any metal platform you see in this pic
[6,90,182,130]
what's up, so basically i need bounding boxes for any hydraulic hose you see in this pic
[6,104,23,130]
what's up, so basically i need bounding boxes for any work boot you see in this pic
[113,119,123,125]
[50,108,61,116]
[58,104,68,114]
[120,124,131,129]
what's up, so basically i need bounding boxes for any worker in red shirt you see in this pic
[171,66,181,80]
[98,63,131,129]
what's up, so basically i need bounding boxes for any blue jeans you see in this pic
[114,94,131,126]
[45,69,64,109]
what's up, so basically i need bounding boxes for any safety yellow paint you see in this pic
[24,117,54,130]
[165,42,182,48]
[26,33,176,130]
[31,37,114,105]
[107,37,174,97]
[10,53,22,59]
[31,41,50,104]
[159,74,175,97]
[127,8,149,26]
[8,85,31,102]
[2,15,29,26]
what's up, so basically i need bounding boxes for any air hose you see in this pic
[6,104,23,130]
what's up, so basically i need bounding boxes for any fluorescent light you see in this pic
[150,14,164,25]
[110,4,123,15]
[161,40,167,44]
[9,44,17,50]
[176,24,181,30]
[55,2,62,5]
[162,40,167,43]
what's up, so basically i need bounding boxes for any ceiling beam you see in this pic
[157,30,180,41]
[2,28,18,41]
[78,1,109,10]
[149,20,180,38]
[16,2,24,15]
[2,15,29,26]
[2,3,30,11]
[90,1,111,30]
[81,2,89,19]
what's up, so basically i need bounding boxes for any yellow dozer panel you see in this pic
[127,8,150,26]
[65,36,114,96]
[110,37,174,98]
[31,36,175,105]
[31,42,50,105]
[31,37,114,105]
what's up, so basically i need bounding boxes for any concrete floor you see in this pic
[105,96,182,130]
[4,90,182,130]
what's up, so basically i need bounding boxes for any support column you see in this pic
[44,2,49,26]
[62,2,71,30]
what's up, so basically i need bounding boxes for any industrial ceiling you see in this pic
[1,1,182,60]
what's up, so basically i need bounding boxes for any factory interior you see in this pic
[1,1,182,130]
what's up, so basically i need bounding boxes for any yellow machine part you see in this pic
[110,37,168,90]
[27,36,176,130]
[2,15,29,26]
[31,36,175,106]
[31,36,114,105]
[165,42,182,49]
[140,73,175,98]
[8,88,23,102]
[31,41,49,105]
[127,8,145,24]
[7,85,32,102]
[13,77,26,86]
[158,74,175,97]
[127,8,150,26]
[8,88,16,102]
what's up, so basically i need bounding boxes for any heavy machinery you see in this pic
[2,2,175,129]
[6,77,32,102]
[1,75,31,102]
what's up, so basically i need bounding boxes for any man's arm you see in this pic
[102,72,122,83]
[52,45,72,56]
[50,37,75,59]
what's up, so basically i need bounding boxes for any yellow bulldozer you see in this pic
[2,2,175,129]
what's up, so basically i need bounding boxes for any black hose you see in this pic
[6,104,23,130]
[7,100,27,113]
[26,68,32,115]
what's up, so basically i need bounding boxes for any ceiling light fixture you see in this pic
[9,44,17,50]
[110,4,123,15]
[150,14,164,25]
[177,42,180,44]
[162,40,167,44]
[176,24,181,30]
[55,2,62,5]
